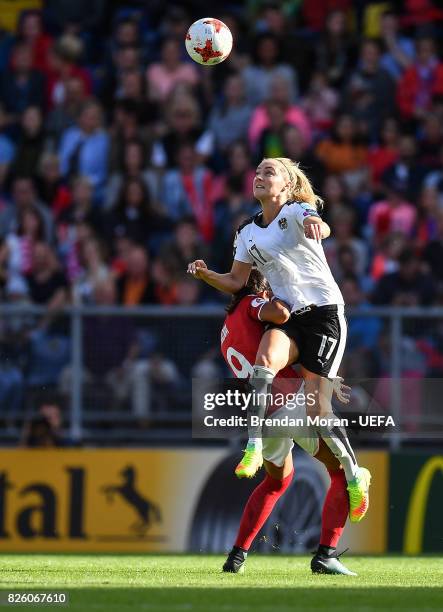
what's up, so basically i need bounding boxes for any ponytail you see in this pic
[272,157,324,214]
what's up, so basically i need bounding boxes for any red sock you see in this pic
[320,468,349,549]
[235,469,294,550]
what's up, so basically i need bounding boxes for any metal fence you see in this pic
[0,304,442,449]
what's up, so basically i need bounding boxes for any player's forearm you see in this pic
[303,216,330,240]
[260,299,291,324]
[199,269,246,294]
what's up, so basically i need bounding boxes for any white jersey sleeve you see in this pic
[233,230,253,264]
[290,201,321,227]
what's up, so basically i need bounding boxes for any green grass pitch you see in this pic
[1,554,442,611]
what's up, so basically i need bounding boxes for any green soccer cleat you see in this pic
[222,546,247,573]
[311,551,357,576]
[235,443,263,479]
[347,467,371,523]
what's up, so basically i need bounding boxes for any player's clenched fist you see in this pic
[187,259,208,279]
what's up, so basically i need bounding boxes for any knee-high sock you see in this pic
[318,425,358,481]
[248,366,275,448]
[320,468,349,549]
[235,469,294,550]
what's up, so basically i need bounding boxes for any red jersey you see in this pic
[221,295,301,394]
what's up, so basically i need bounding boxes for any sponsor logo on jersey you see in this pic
[278,217,288,230]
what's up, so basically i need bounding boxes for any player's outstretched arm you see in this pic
[303,216,331,241]
[187,259,252,294]
[259,298,291,325]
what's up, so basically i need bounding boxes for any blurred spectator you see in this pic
[367,117,400,187]
[151,93,214,169]
[46,34,92,110]
[379,9,415,81]
[105,138,156,210]
[248,73,311,151]
[45,75,87,147]
[110,17,141,52]
[10,106,45,178]
[368,181,417,246]
[208,74,252,153]
[21,399,74,447]
[26,241,68,316]
[212,140,256,203]
[147,36,199,102]
[118,68,147,110]
[370,232,407,282]
[324,208,368,282]
[175,274,201,305]
[162,143,215,242]
[241,32,298,107]
[314,8,356,88]
[301,71,339,135]
[345,39,396,137]
[381,134,426,201]
[6,204,45,282]
[56,176,98,239]
[74,237,111,304]
[100,44,142,107]
[255,100,288,160]
[415,186,439,250]
[396,36,443,121]
[17,10,52,72]
[59,99,109,202]
[321,173,351,221]
[22,415,60,447]
[418,113,443,167]
[372,249,436,306]
[0,42,45,118]
[36,152,71,215]
[83,279,137,373]
[151,256,180,305]
[128,351,183,418]
[108,99,153,176]
[105,176,168,246]
[0,176,54,241]
[316,114,368,176]
[159,217,210,278]
[213,175,257,254]
[116,245,155,306]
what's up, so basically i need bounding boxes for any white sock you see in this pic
[247,437,263,450]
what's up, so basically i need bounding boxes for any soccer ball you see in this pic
[185,18,233,66]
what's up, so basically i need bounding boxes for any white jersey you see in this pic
[234,201,344,312]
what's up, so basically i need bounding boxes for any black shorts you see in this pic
[267,304,347,378]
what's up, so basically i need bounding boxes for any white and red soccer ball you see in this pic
[185,18,233,66]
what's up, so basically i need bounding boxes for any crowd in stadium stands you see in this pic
[3,0,443,426]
